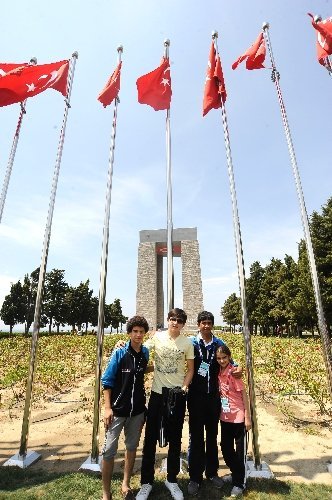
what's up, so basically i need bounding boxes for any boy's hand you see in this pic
[231,365,243,379]
[104,408,113,430]
[114,340,126,349]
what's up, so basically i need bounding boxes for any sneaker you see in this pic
[230,485,244,497]
[164,480,184,500]
[222,474,232,483]
[187,480,200,495]
[136,484,152,500]
[209,475,224,488]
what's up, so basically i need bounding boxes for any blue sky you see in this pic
[1,0,331,329]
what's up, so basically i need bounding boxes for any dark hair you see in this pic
[127,315,149,333]
[216,344,231,357]
[167,308,187,324]
[197,311,215,325]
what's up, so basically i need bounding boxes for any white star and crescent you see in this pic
[25,70,59,93]
[161,77,170,87]
[26,83,36,92]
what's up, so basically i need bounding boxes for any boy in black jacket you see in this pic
[101,316,150,500]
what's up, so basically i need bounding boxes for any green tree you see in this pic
[43,269,69,333]
[221,293,241,332]
[246,261,265,334]
[89,296,99,329]
[22,268,40,334]
[65,280,93,332]
[310,197,332,331]
[291,240,317,335]
[110,298,123,333]
[89,298,114,330]
[0,281,26,334]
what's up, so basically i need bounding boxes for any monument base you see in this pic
[79,455,102,472]
[3,450,41,468]
[246,460,274,479]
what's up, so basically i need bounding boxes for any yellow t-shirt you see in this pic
[145,331,194,395]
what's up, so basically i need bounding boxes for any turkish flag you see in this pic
[232,32,266,70]
[0,63,29,76]
[98,62,122,107]
[0,60,69,107]
[136,58,171,111]
[308,13,332,66]
[203,42,227,117]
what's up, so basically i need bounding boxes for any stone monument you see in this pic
[136,227,204,329]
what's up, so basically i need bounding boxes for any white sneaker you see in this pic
[164,480,184,500]
[230,485,244,497]
[222,474,232,483]
[136,483,152,500]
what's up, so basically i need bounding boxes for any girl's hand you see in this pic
[245,417,252,431]
[231,365,243,379]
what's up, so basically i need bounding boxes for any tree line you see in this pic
[0,268,128,334]
[221,197,332,337]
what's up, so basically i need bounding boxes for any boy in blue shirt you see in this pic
[101,315,150,500]
[187,311,242,496]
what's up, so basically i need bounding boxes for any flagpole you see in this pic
[3,51,78,468]
[263,22,332,400]
[81,45,123,471]
[164,39,174,313]
[314,14,332,76]
[0,57,37,224]
[212,31,262,468]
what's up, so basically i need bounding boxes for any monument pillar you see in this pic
[182,239,204,329]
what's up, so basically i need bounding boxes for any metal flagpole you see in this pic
[213,31,263,471]
[80,46,123,471]
[0,57,37,224]
[164,39,174,313]
[314,15,332,77]
[263,22,332,400]
[3,51,78,468]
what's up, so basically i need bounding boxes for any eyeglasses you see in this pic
[169,317,184,324]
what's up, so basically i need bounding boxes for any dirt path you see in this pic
[1,376,331,485]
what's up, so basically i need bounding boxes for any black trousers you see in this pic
[220,420,245,488]
[141,390,186,484]
[187,391,221,483]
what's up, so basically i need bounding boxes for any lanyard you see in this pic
[198,340,215,364]
[219,366,233,399]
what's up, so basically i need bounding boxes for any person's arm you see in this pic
[182,358,194,391]
[242,388,252,431]
[103,388,113,430]
[145,364,154,373]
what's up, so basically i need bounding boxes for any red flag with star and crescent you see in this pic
[0,60,69,107]
[232,32,266,70]
[136,58,171,111]
[98,62,122,107]
[308,13,332,67]
[203,42,227,117]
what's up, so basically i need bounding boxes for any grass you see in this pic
[0,468,331,500]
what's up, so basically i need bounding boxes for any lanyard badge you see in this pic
[197,361,209,377]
